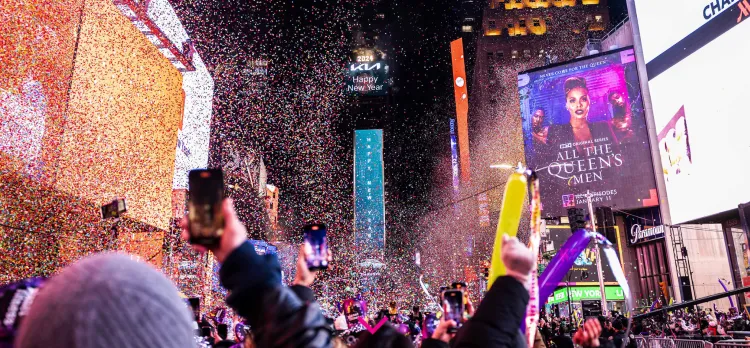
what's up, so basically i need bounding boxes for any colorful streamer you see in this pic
[524,171,542,348]
[537,229,591,305]
[488,169,528,289]
[718,278,735,308]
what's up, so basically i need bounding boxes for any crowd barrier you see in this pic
[634,336,747,348]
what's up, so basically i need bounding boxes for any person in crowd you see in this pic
[551,325,575,348]
[410,305,424,329]
[539,318,553,347]
[352,323,414,348]
[611,319,625,348]
[181,198,332,347]
[417,236,603,348]
[15,253,197,348]
[215,323,237,348]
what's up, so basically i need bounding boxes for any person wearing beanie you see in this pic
[16,253,195,348]
[180,198,332,348]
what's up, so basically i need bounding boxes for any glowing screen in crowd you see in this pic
[518,48,658,218]
[633,0,750,223]
[354,130,386,254]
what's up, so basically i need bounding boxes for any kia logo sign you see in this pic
[455,77,465,87]
[350,63,381,71]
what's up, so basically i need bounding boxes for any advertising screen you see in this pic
[451,39,471,182]
[354,130,386,254]
[173,54,214,190]
[518,48,658,218]
[0,0,82,182]
[346,61,389,96]
[633,0,750,223]
[542,226,622,284]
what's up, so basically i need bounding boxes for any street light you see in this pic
[489,163,515,170]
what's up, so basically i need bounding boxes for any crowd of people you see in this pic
[1,198,607,348]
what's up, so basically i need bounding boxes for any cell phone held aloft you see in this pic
[303,223,328,270]
[442,289,465,332]
[187,169,225,247]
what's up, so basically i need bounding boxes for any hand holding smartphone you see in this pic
[303,224,328,270]
[442,289,465,333]
[187,169,225,247]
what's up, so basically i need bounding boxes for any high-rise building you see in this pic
[471,0,611,199]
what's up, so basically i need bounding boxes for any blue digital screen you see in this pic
[354,130,385,252]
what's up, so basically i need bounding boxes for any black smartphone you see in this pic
[443,289,465,332]
[188,297,200,320]
[200,326,211,337]
[187,169,225,246]
[303,223,328,270]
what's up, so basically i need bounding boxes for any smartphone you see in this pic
[187,169,225,246]
[200,326,211,337]
[303,223,328,270]
[422,312,438,339]
[443,289,465,332]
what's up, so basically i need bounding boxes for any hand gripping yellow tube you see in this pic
[487,169,528,290]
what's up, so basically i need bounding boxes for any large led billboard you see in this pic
[354,130,386,255]
[518,48,658,217]
[451,39,471,183]
[346,61,389,96]
[0,0,82,183]
[633,0,750,223]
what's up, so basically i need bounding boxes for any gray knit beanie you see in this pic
[16,253,196,348]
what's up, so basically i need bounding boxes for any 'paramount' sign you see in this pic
[629,224,666,245]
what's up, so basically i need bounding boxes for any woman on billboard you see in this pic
[546,77,616,155]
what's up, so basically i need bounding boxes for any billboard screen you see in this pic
[173,54,214,190]
[450,39,471,182]
[633,0,750,223]
[518,48,658,217]
[0,0,82,183]
[346,61,389,96]
[354,130,386,255]
[542,226,622,284]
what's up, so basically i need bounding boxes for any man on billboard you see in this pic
[531,108,549,146]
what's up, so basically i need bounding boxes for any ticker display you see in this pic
[354,130,386,255]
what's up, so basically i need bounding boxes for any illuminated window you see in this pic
[462,25,473,32]
[533,18,540,26]
[489,20,497,29]
[595,15,603,22]
[524,49,531,57]
[512,50,518,58]
[519,19,526,27]
[586,15,593,22]
[376,13,385,19]
[465,17,475,22]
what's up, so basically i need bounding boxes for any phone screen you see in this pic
[422,312,437,339]
[303,224,328,270]
[443,290,464,331]
[187,169,224,246]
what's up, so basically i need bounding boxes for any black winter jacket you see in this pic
[421,276,529,348]
[220,241,332,348]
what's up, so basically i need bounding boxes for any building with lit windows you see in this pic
[465,0,612,265]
